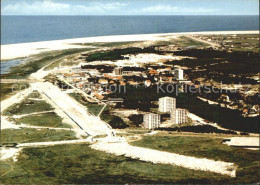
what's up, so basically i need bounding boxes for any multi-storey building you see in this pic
[143,113,161,129]
[174,68,184,80]
[159,97,176,113]
[171,108,188,124]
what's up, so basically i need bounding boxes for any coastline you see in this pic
[1,30,259,60]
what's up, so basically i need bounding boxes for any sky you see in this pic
[1,0,259,16]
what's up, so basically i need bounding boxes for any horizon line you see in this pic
[2,14,259,16]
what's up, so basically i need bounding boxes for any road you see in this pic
[31,82,114,136]
[91,141,237,177]
[17,138,93,147]
[185,35,221,48]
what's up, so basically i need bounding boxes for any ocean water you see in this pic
[1,59,25,74]
[1,15,259,45]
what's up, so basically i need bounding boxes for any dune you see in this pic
[1,30,258,60]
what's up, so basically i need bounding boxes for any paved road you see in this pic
[31,82,114,136]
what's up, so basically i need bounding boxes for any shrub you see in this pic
[128,114,143,127]
[108,116,128,129]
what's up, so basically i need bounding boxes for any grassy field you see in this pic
[0,143,236,184]
[0,128,77,145]
[44,53,78,70]
[14,112,71,128]
[131,135,260,184]
[0,83,29,101]
[44,48,94,70]
[2,95,54,116]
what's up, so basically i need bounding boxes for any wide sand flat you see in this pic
[1,30,259,60]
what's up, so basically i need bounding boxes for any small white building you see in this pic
[159,97,176,113]
[171,108,188,125]
[113,67,123,75]
[143,113,160,129]
[174,68,184,80]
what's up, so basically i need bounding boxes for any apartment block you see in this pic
[171,108,188,124]
[143,113,161,129]
[159,97,176,113]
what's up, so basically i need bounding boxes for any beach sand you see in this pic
[1,30,258,60]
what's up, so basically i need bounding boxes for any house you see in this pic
[98,79,108,85]
[73,78,81,83]
[128,80,139,86]
[219,94,230,103]
[160,76,173,83]
[94,92,104,100]
[144,80,151,87]
[119,81,126,86]
[149,69,159,75]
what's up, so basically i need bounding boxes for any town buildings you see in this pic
[143,113,161,129]
[159,97,176,113]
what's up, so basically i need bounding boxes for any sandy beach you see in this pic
[1,30,258,60]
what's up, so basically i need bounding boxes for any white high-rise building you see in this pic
[159,97,176,113]
[171,108,188,125]
[143,114,160,129]
[174,68,184,80]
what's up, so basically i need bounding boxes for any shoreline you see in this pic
[1,30,259,60]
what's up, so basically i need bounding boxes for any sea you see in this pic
[1,15,259,45]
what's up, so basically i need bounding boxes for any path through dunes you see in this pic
[91,141,237,177]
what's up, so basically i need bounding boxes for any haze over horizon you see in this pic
[1,0,259,16]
